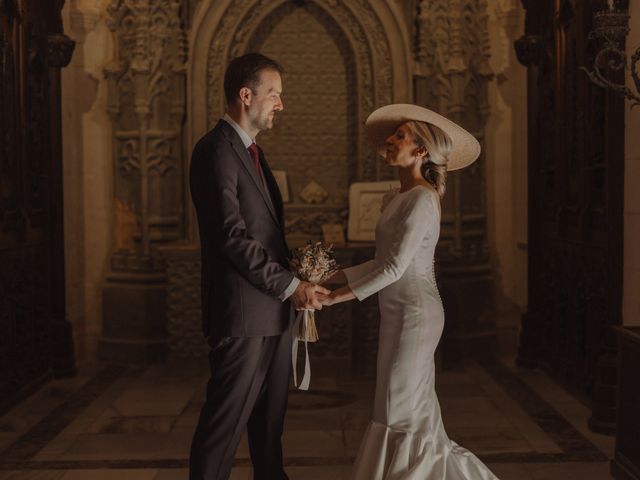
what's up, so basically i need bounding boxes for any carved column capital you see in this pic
[415,0,494,101]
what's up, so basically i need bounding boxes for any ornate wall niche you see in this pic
[188,0,412,241]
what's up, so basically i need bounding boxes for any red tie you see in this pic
[247,143,263,179]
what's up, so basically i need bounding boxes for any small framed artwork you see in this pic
[271,170,290,203]
[322,223,346,246]
[348,181,400,241]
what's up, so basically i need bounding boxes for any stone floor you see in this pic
[0,354,615,479]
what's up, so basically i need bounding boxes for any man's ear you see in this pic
[239,86,252,106]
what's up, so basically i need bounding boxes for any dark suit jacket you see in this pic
[190,120,295,338]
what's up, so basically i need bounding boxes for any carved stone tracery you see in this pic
[98,0,188,363]
[105,0,187,263]
[415,0,493,264]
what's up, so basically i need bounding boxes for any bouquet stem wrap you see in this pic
[289,242,338,391]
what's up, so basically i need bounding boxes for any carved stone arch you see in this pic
[189,1,411,158]
[187,0,413,239]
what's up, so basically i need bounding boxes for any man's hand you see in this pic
[290,281,331,311]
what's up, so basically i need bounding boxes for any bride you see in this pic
[321,104,500,479]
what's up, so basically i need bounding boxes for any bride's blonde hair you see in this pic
[405,120,452,198]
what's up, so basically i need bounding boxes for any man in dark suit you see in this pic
[188,53,329,480]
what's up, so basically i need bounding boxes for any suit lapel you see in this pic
[220,122,280,226]
[257,147,285,227]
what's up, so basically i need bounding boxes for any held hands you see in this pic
[320,285,355,307]
[291,281,331,311]
[290,270,353,311]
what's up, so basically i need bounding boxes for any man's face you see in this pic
[246,69,283,132]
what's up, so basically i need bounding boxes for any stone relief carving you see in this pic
[300,180,329,204]
[415,0,493,263]
[105,0,187,267]
[416,0,493,110]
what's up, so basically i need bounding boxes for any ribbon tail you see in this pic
[291,310,313,390]
[291,311,303,387]
[299,338,311,391]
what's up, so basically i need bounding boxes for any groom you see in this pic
[188,53,329,480]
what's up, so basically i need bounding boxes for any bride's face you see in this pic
[383,124,423,168]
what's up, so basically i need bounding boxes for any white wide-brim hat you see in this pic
[365,104,481,171]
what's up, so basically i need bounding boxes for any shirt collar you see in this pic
[222,113,254,149]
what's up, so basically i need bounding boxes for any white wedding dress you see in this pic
[343,186,499,480]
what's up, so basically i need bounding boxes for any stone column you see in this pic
[415,0,496,367]
[98,0,187,363]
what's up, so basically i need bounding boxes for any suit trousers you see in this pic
[189,326,292,480]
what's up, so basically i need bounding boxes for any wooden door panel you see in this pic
[0,0,75,412]
[516,0,624,432]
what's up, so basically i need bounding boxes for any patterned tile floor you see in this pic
[0,355,615,479]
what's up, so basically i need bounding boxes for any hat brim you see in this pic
[365,104,481,171]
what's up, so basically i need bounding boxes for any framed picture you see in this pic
[271,170,290,203]
[348,181,400,241]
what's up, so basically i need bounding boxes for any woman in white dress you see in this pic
[321,105,500,479]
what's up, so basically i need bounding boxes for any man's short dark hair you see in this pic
[224,53,284,106]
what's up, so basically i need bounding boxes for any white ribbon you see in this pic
[291,310,312,391]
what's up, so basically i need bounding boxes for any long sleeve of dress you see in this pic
[347,190,436,301]
[343,260,376,286]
